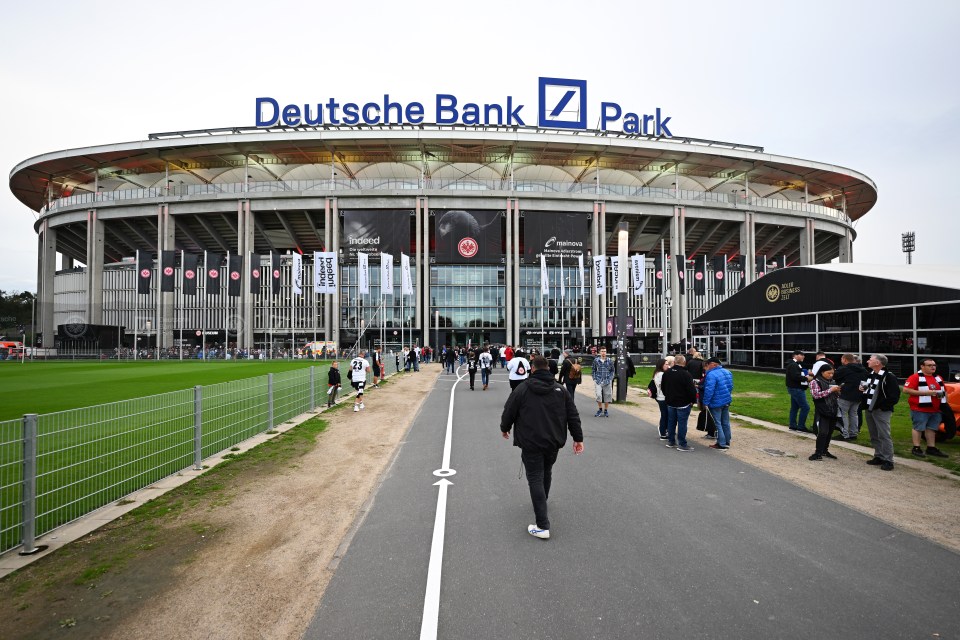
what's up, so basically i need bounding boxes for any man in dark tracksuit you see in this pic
[501,355,584,540]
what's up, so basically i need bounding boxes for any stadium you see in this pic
[9,120,876,356]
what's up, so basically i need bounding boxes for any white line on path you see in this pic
[419,365,466,640]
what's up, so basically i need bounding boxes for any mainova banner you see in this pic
[522,211,588,261]
[342,210,411,261]
[434,209,502,264]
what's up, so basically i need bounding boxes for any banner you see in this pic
[400,253,414,295]
[228,253,243,297]
[358,252,370,294]
[249,253,262,294]
[270,253,282,296]
[631,254,645,296]
[182,252,199,296]
[343,210,411,261]
[160,250,175,293]
[592,255,606,295]
[136,250,152,294]
[712,255,727,295]
[380,252,394,295]
[291,253,303,295]
[694,255,707,296]
[206,252,222,296]
[654,254,665,295]
[675,254,686,296]
[523,211,589,260]
[610,256,622,293]
[578,253,584,298]
[737,255,747,291]
[540,254,549,295]
[314,252,338,294]
[434,209,502,264]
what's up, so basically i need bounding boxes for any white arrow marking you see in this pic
[419,366,465,640]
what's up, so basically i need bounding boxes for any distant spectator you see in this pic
[902,359,950,459]
[785,350,810,432]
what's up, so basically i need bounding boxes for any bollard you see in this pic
[268,373,274,430]
[310,366,316,411]
[19,414,46,555]
[193,386,203,470]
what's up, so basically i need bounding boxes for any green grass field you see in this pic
[0,360,336,420]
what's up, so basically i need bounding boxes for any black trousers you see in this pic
[521,447,560,530]
[816,415,837,454]
[468,369,476,388]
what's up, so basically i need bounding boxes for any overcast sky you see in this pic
[2,0,958,293]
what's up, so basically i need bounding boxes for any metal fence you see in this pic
[1,365,338,556]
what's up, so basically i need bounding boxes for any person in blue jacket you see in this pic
[702,357,734,450]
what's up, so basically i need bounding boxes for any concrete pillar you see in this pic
[331,198,340,348]
[63,256,74,269]
[85,209,104,325]
[839,227,854,263]
[505,198,513,346]
[512,199,521,345]
[799,218,816,265]
[39,220,57,347]
[158,204,177,349]
[669,206,687,345]
[739,211,756,287]
[237,200,254,350]
[418,196,429,348]
[413,198,422,340]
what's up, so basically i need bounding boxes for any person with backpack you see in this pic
[478,347,494,390]
[559,352,583,397]
[507,348,531,390]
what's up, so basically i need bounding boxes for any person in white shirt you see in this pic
[506,349,531,390]
[349,350,372,412]
[478,347,494,390]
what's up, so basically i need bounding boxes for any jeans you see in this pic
[481,369,490,386]
[866,409,894,462]
[413,358,419,372]
[788,388,810,430]
[521,447,559,530]
[446,360,455,373]
[837,398,860,437]
[501,357,507,368]
[709,405,731,447]
[656,400,669,437]
[565,381,578,398]
[667,404,692,447]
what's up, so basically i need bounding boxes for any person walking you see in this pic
[661,354,698,451]
[490,344,500,368]
[467,347,479,390]
[809,364,841,461]
[503,345,514,367]
[327,360,342,407]
[785,350,811,432]
[591,347,615,418]
[862,353,901,471]
[479,347,493,390]
[558,353,583,398]
[444,345,456,374]
[371,347,383,388]
[349,350,372,412]
[506,349,531,390]
[500,355,583,540]
[702,357,734,450]
[903,359,951,459]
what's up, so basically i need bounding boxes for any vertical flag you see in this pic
[578,253,585,298]
[228,253,243,297]
[540,254,549,295]
[711,255,727,295]
[160,250,176,292]
[654,254,664,295]
[249,253,262,294]
[675,254,686,296]
[206,252,222,296]
[358,252,369,295]
[400,253,414,295]
[609,256,621,294]
[592,255,606,295]
[381,252,394,294]
[631,254,645,296]
[136,250,152,294]
[291,252,303,295]
[756,255,767,279]
[314,252,337,294]
[270,253,282,296]
[182,252,199,296]
[694,255,707,295]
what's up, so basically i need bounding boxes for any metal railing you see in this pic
[0,364,351,556]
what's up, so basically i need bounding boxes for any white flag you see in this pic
[358,252,369,295]
[578,253,585,298]
[540,254,549,295]
[559,255,565,299]
[291,253,303,296]
[610,256,621,294]
[631,254,645,296]
[400,253,414,295]
[593,255,606,295]
[380,252,394,295]
[314,252,337,294]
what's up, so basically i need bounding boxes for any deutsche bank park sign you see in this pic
[255,77,673,137]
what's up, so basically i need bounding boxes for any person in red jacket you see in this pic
[504,345,514,362]
[903,359,950,458]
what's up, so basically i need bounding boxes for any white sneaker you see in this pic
[527,524,550,540]
[353,405,359,412]
[359,403,365,410]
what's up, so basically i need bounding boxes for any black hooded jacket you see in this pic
[500,370,583,450]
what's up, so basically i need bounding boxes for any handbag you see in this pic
[647,378,657,398]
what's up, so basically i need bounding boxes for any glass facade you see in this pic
[430,265,504,329]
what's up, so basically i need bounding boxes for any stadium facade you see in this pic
[10,118,876,354]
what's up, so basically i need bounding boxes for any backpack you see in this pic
[569,363,582,380]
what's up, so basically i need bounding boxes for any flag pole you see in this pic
[134,250,139,361]
[202,251,207,362]
[179,250,183,361]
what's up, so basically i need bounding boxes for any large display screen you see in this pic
[434,210,502,264]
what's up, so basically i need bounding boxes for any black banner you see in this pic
[711,256,727,295]
[270,253,282,296]
[522,211,588,261]
[756,255,767,278]
[654,254,664,295]
[182,253,199,296]
[675,254,686,296]
[136,250,152,294]
[160,250,176,293]
[736,256,747,291]
[693,255,706,295]
[228,254,243,297]
[249,253,262,294]
[435,209,502,264]
[342,210,411,261]
[206,253,222,296]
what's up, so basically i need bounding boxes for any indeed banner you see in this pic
[342,210,411,262]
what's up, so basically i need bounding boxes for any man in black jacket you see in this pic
[862,353,901,471]
[661,354,699,451]
[501,356,583,540]
[834,353,867,440]
[785,350,811,432]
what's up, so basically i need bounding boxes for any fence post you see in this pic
[268,373,274,429]
[193,386,203,470]
[19,413,46,555]
[310,367,316,411]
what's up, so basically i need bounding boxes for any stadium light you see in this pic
[901,231,915,265]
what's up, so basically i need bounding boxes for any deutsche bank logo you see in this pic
[538,77,587,129]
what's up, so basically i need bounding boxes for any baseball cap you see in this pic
[706,357,722,365]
